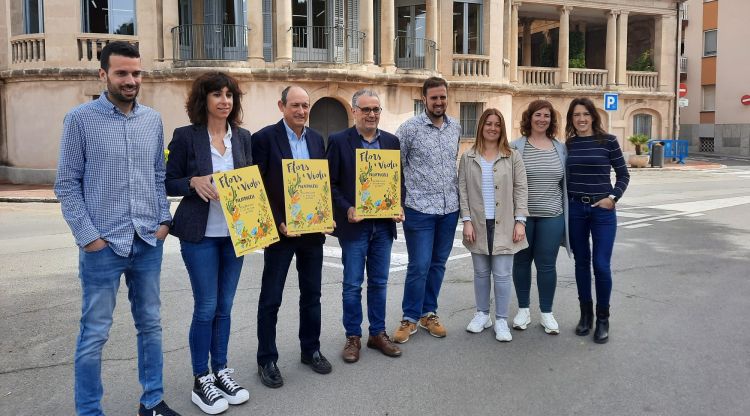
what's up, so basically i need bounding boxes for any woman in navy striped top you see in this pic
[565,97,629,344]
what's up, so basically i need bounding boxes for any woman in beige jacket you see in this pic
[459,108,529,342]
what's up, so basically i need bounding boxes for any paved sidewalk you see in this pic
[0,158,725,203]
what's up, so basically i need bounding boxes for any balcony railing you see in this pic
[11,34,45,63]
[291,26,364,64]
[518,66,559,87]
[452,54,490,77]
[77,34,138,62]
[394,36,437,71]
[570,68,608,89]
[627,71,659,91]
[680,56,687,73]
[680,3,688,22]
[171,24,248,61]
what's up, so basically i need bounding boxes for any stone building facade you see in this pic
[1,0,682,184]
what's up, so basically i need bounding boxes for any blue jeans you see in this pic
[339,222,393,337]
[568,199,617,307]
[401,208,459,322]
[180,236,244,376]
[512,214,565,312]
[257,235,323,365]
[75,236,164,416]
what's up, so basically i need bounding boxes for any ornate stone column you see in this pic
[361,0,374,65]
[247,0,265,65]
[275,0,292,64]
[503,0,511,80]
[522,18,532,67]
[557,6,571,87]
[510,2,520,82]
[605,10,618,88]
[380,0,395,70]
[616,11,629,86]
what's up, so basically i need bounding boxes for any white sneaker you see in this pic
[512,308,531,330]
[466,312,492,333]
[494,319,513,342]
[540,312,560,335]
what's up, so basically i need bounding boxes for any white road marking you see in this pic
[624,223,652,229]
[684,213,705,217]
[657,218,679,222]
[616,211,650,218]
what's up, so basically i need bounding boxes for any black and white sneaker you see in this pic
[214,368,250,405]
[192,373,229,414]
[138,400,181,416]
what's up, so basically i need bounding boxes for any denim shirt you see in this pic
[283,119,310,159]
[54,93,171,257]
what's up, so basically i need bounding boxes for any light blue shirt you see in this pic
[360,129,382,149]
[283,119,310,159]
[205,126,235,237]
[54,92,171,257]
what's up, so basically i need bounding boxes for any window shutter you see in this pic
[262,0,273,61]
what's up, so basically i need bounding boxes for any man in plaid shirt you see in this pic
[54,41,179,416]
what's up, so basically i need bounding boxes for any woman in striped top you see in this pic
[458,108,528,342]
[565,97,630,344]
[510,100,570,336]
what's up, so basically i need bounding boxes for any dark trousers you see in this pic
[256,234,324,365]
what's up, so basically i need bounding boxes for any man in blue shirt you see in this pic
[54,41,179,416]
[251,86,332,388]
[326,89,404,363]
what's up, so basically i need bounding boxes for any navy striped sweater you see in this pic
[566,134,630,199]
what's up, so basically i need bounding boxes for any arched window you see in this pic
[633,113,653,139]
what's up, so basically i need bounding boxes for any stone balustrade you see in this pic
[570,68,608,89]
[452,54,490,77]
[76,34,139,62]
[11,35,46,64]
[627,71,659,91]
[518,66,559,88]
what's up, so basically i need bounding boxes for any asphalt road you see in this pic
[1,163,749,416]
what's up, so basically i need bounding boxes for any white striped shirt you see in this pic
[523,141,563,217]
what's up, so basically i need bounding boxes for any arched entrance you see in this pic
[309,97,349,144]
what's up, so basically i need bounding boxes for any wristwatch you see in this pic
[608,194,619,202]
[515,219,526,226]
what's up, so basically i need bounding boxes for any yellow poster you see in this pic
[355,149,401,218]
[282,159,334,234]
[213,166,279,257]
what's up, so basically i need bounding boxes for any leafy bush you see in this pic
[628,134,651,155]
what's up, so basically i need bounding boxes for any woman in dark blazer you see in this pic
[165,72,252,414]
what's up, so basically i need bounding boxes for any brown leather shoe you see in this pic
[367,332,402,357]
[341,336,361,363]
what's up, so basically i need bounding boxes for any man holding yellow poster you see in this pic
[251,85,332,388]
[327,89,404,364]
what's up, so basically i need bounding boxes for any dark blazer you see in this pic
[326,126,400,241]
[165,124,253,242]
[251,120,327,243]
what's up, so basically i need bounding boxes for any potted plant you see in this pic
[627,134,651,168]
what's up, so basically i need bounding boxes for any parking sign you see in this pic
[604,93,618,111]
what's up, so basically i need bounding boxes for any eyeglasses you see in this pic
[355,106,382,115]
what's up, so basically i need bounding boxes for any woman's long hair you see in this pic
[520,99,558,139]
[565,97,607,141]
[185,72,244,127]
[473,108,511,157]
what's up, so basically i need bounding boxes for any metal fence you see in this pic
[394,36,437,70]
[171,24,248,61]
[291,26,364,64]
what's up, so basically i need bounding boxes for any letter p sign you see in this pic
[604,93,618,111]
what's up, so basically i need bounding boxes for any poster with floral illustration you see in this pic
[213,166,279,257]
[282,159,334,234]
[355,149,401,218]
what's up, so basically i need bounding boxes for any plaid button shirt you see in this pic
[396,112,461,215]
[54,93,171,257]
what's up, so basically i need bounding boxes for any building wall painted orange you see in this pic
[701,56,716,85]
[703,1,718,30]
